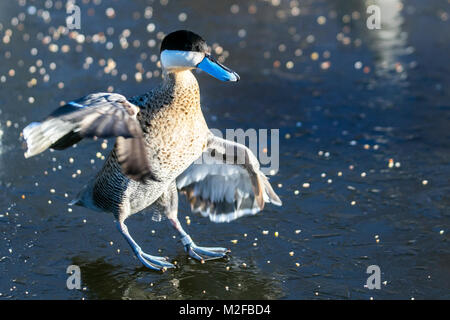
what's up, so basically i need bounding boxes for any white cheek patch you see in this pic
[160,50,205,69]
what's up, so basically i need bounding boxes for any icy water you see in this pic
[0,0,449,299]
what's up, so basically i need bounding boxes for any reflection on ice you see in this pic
[366,0,409,73]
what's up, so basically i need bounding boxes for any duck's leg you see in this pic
[161,183,230,262]
[116,219,175,271]
[169,218,230,262]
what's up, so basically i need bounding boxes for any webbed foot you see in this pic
[181,235,230,262]
[138,251,176,271]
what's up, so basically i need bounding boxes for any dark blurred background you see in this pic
[0,0,449,299]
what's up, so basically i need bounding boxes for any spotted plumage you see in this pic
[22,30,281,271]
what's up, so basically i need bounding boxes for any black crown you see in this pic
[160,30,207,53]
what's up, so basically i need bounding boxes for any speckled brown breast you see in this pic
[137,71,209,179]
[87,70,209,218]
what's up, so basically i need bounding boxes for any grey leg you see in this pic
[161,182,230,262]
[168,217,230,262]
[116,220,175,271]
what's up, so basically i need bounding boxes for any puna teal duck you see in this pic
[22,30,282,271]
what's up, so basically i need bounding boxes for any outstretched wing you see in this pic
[176,147,281,223]
[22,92,155,182]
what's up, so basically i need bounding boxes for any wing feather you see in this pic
[177,153,281,223]
[22,92,155,182]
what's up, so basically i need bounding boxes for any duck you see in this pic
[22,30,282,271]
